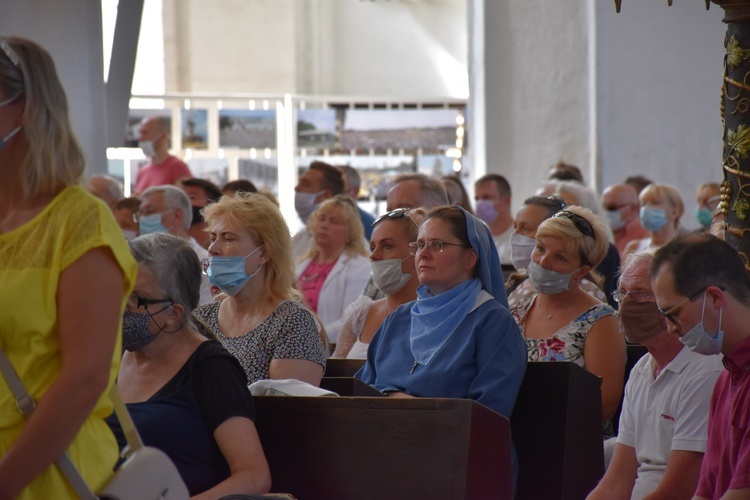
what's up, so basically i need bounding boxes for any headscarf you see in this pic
[409,207,510,366]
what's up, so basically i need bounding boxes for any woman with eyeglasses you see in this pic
[509,206,625,433]
[109,233,271,497]
[506,195,607,310]
[0,37,138,497]
[193,193,327,386]
[622,183,685,260]
[356,206,527,486]
[295,195,372,344]
[332,208,427,359]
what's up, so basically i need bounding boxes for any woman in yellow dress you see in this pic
[0,37,137,498]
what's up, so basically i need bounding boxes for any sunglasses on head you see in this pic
[373,207,418,228]
[552,210,595,239]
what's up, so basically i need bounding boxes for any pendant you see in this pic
[410,360,418,374]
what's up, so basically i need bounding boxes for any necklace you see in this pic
[539,291,579,320]
[299,273,320,283]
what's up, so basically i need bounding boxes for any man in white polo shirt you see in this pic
[587,249,722,500]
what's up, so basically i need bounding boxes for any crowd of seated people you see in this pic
[6,35,740,497]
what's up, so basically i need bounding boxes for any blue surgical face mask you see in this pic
[527,260,579,295]
[138,209,173,235]
[695,207,713,228]
[295,191,324,222]
[606,209,626,231]
[640,206,668,232]
[475,200,499,224]
[679,291,723,356]
[206,245,265,296]
[0,93,22,150]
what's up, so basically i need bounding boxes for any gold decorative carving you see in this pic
[727,36,750,68]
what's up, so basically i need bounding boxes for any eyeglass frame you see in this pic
[612,289,654,304]
[551,210,595,239]
[408,240,470,255]
[127,293,173,311]
[373,207,419,228]
[657,286,708,325]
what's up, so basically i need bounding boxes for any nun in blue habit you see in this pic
[356,205,527,482]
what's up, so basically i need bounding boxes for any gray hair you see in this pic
[141,184,193,230]
[337,165,361,190]
[392,173,449,209]
[128,233,201,324]
[618,247,657,289]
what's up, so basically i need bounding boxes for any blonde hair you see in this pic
[1,37,85,198]
[639,183,684,228]
[305,195,368,260]
[202,193,298,303]
[536,205,609,268]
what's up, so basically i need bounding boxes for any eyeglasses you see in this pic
[657,287,707,324]
[408,240,470,255]
[127,294,173,311]
[373,207,418,228]
[612,289,654,304]
[552,210,595,239]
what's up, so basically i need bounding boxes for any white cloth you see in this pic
[248,378,338,397]
[187,237,212,306]
[332,295,374,359]
[616,346,723,499]
[295,253,371,343]
[348,340,369,359]
[492,226,513,265]
[292,228,313,263]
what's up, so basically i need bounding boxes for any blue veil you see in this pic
[461,207,510,309]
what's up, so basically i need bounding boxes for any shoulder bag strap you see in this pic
[0,348,107,499]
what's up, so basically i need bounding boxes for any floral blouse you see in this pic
[510,295,617,366]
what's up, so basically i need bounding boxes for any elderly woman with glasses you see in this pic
[295,195,371,344]
[110,233,271,497]
[509,206,625,433]
[0,37,138,498]
[332,208,427,359]
[356,206,527,487]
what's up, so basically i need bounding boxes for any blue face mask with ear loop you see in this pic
[206,245,265,296]
[0,93,22,150]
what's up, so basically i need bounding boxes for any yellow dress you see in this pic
[0,185,137,498]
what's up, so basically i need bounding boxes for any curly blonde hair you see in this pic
[536,205,609,268]
[304,195,368,260]
[202,192,298,303]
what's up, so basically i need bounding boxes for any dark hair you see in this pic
[425,205,471,247]
[650,233,750,305]
[522,195,567,219]
[181,177,222,203]
[624,175,653,195]
[309,161,344,196]
[548,161,583,183]
[222,179,257,195]
[115,196,141,212]
[475,173,511,198]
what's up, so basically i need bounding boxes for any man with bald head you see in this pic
[385,173,448,212]
[134,116,192,195]
[602,183,649,257]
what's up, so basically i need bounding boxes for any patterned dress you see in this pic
[193,300,328,383]
[511,295,616,365]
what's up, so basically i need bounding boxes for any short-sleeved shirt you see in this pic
[107,341,255,495]
[617,348,723,499]
[193,300,327,383]
[0,186,137,498]
[696,336,750,498]
[134,155,192,193]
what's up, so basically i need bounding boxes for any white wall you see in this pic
[1,0,108,175]
[597,0,725,228]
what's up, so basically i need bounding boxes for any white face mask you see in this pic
[510,233,537,270]
[606,209,626,231]
[527,260,580,295]
[295,190,324,222]
[122,229,138,241]
[679,291,724,356]
[370,257,412,295]
[138,134,160,158]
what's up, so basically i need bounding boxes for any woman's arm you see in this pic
[269,358,323,386]
[191,417,271,500]
[0,247,125,497]
[583,314,626,421]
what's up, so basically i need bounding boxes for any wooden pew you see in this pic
[324,358,366,378]
[511,362,604,500]
[254,396,513,500]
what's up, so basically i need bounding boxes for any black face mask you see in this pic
[191,206,204,226]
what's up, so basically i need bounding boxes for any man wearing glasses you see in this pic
[650,233,750,500]
[587,250,722,500]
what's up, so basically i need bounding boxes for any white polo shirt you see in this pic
[616,346,723,499]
